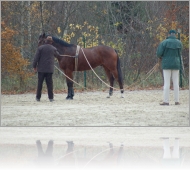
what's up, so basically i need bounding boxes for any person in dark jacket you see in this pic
[156,30,183,106]
[33,36,60,102]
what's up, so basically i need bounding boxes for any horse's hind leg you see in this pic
[103,67,114,98]
[45,140,54,157]
[112,69,124,98]
[113,51,124,98]
[66,141,74,153]
[108,75,114,98]
[117,143,124,165]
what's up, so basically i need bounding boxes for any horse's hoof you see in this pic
[66,97,73,100]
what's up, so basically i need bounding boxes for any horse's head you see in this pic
[38,33,46,47]
[38,33,54,47]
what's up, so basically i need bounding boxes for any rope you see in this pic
[126,63,159,88]
[83,146,123,169]
[146,63,159,76]
[59,54,76,57]
[81,47,120,91]
[54,65,84,88]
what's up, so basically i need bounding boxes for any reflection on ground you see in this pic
[0,137,189,170]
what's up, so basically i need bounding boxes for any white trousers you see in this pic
[163,70,179,103]
[163,138,180,159]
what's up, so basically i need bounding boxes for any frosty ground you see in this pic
[1,89,189,126]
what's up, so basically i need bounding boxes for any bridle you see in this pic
[38,38,46,47]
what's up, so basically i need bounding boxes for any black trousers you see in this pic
[36,72,53,99]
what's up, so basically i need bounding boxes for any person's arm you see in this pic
[156,42,165,59]
[33,48,41,72]
[54,49,61,58]
[156,42,165,68]
[179,42,183,56]
[179,42,184,75]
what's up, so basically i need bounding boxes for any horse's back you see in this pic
[91,45,115,51]
[84,45,117,58]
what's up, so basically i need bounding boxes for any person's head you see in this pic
[168,30,176,36]
[45,36,53,44]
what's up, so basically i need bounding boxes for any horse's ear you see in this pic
[42,33,46,38]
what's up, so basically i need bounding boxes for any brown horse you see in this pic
[38,33,124,100]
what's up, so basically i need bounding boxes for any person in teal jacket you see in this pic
[156,30,183,105]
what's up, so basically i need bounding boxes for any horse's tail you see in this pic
[115,49,123,86]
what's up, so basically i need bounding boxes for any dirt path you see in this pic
[1,90,189,126]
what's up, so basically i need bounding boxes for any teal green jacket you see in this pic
[156,36,183,70]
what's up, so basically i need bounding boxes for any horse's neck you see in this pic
[53,42,76,54]
[52,43,64,51]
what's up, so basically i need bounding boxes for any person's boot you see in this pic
[160,102,169,106]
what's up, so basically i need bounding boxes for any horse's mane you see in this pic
[52,36,74,47]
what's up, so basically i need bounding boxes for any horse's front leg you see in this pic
[65,71,74,100]
[66,81,74,100]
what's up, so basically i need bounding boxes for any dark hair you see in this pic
[45,39,53,44]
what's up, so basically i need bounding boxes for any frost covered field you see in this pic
[1,90,189,126]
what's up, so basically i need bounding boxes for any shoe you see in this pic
[175,102,180,105]
[160,102,169,106]
[49,99,54,102]
[160,137,169,140]
[36,98,40,102]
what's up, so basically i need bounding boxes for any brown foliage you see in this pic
[1,21,33,80]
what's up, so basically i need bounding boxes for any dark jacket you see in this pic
[33,44,58,73]
[156,36,183,70]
